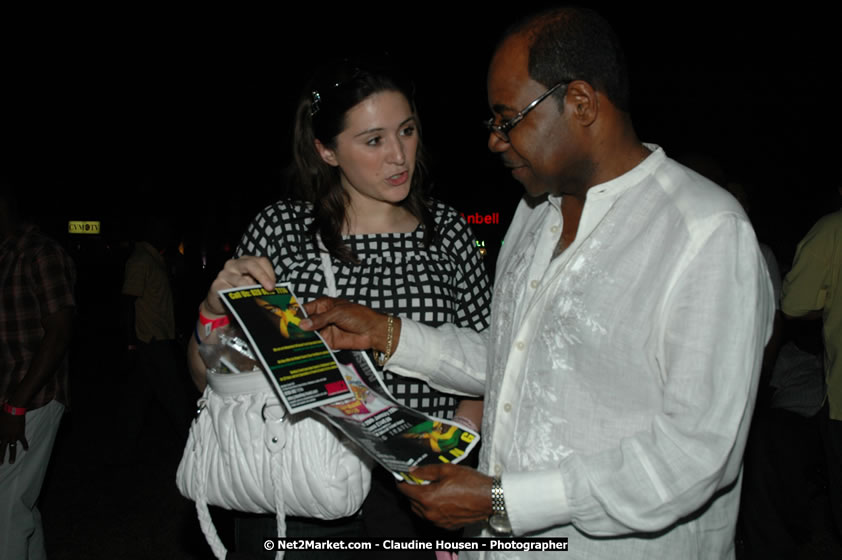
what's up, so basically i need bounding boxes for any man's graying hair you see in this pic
[502,6,631,112]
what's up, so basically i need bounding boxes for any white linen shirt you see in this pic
[389,147,775,559]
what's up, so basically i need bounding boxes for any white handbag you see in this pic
[177,368,372,559]
[177,244,372,559]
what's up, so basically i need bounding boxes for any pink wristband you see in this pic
[198,306,230,337]
[3,403,27,416]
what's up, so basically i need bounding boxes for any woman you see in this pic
[188,55,491,558]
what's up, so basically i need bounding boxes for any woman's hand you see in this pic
[202,256,276,316]
[189,255,276,391]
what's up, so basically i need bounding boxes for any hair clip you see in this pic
[309,90,321,117]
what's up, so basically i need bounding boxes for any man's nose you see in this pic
[488,131,510,153]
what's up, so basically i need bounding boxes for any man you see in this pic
[119,217,190,458]
[780,189,842,544]
[0,188,75,559]
[301,7,774,558]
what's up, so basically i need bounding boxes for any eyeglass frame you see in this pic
[484,80,571,143]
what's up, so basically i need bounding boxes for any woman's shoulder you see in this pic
[427,198,473,236]
[238,199,318,257]
[249,199,314,230]
[428,198,466,227]
[424,198,482,260]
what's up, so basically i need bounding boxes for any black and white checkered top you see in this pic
[236,198,492,418]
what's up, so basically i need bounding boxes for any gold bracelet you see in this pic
[376,315,394,367]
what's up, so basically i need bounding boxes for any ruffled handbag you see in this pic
[176,368,372,559]
[178,243,372,559]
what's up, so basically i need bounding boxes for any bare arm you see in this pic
[187,317,210,392]
[1,307,74,464]
[186,256,277,392]
[452,398,483,433]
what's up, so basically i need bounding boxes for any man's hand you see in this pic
[0,308,72,465]
[301,297,400,353]
[398,464,494,529]
[203,256,276,316]
[0,413,28,465]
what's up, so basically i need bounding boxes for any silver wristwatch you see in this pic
[489,476,512,534]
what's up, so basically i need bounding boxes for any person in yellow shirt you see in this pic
[781,192,842,542]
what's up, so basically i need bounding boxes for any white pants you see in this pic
[0,399,64,560]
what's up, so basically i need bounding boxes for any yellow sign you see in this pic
[68,221,101,235]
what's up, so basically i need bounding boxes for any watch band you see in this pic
[491,477,507,516]
[489,476,513,534]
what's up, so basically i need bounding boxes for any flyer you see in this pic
[212,282,480,482]
[218,284,351,413]
[315,350,480,483]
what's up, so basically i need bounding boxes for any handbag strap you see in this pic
[191,411,232,560]
[317,234,338,298]
[192,396,286,560]
[262,394,287,559]
[263,400,288,555]
[270,452,288,557]
[195,492,228,559]
[194,475,285,560]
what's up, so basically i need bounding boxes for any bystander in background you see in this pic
[114,216,191,464]
[779,185,842,549]
[1,185,76,560]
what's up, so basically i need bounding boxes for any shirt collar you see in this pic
[546,144,665,209]
[586,144,664,201]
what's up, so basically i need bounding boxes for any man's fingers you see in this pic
[397,468,442,500]
[407,464,446,482]
[299,310,331,331]
[314,326,372,351]
[301,297,339,318]
[300,298,345,329]
[408,499,427,520]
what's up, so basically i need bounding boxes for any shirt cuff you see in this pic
[388,319,477,396]
[504,469,571,535]
[389,318,433,371]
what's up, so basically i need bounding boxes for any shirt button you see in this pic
[515,341,525,351]
[550,225,559,233]
[503,403,512,413]
[494,464,503,476]
[530,280,539,289]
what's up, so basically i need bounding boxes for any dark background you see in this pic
[4,4,842,559]
[3,4,840,269]
[2,4,840,343]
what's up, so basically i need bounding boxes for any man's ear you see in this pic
[315,139,338,167]
[565,80,598,127]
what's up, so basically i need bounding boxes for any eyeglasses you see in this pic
[484,80,570,143]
